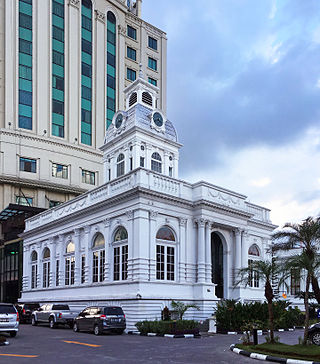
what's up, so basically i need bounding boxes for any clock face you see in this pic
[153,112,163,127]
[115,113,123,129]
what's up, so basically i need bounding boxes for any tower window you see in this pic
[142,92,152,106]
[148,57,157,71]
[151,152,162,173]
[127,68,136,81]
[127,46,136,61]
[148,77,157,86]
[148,36,157,50]
[117,154,125,177]
[20,157,36,173]
[127,25,136,40]
[129,92,137,107]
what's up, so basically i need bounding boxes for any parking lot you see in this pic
[0,324,305,364]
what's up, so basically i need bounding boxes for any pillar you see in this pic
[234,229,242,284]
[179,217,187,282]
[104,219,110,281]
[84,226,91,283]
[74,228,81,285]
[197,218,206,283]
[205,222,212,283]
[149,210,157,281]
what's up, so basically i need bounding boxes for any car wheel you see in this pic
[9,331,17,338]
[49,318,56,329]
[31,316,37,326]
[94,325,101,336]
[73,322,80,333]
[311,332,320,345]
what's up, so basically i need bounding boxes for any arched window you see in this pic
[248,244,260,257]
[92,233,105,283]
[65,241,75,286]
[156,226,175,281]
[151,152,162,173]
[117,153,125,177]
[113,227,128,281]
[142,92,152,106]
[42,248,50,288]
[31,251,38,289]
[248,244,260,288]
[129,92,137,107]
[106,11,116,129]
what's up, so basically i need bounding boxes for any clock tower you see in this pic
[100,68,182,183]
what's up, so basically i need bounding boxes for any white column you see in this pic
[149,210,158,281]
[74,228,81,285]
[197,218,206,283]
[173,155,179,178]
[234,229,242,284]
[205,222,212,283]
[241,231,249,269]
[49,238,56,288]
[84,226,91,283]
[103,219,110,281]
[179,217,187,282]
[22,245,30,291]
[124,146,130,174]
[146,144,152,170]
[57,235,65,286]
[36,244,41,288]
[164,151,170,176]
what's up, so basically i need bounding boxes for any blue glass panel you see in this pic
[81,99,92,111]
[81,122,92,133]
[81,75,92,87]
[19,104,32,117]
[107,87,115,98]
[107,65,115,77]
[81,52,91,65]
[20,2,32,15]
[19,78,32,91]
[19,90,32,105]
[52,39,64,53]
[19,116,32,130]
[81,132,91,145]
[107,43,115,55]
[52,113,64,126]
[52,14,64,28]
[81,28,92,42]
[52,123,64,137]
[19,27,32,41]
[19,65,32,80]
[52,64,64,77]
[19,53,32,67]
[52,88,64,101]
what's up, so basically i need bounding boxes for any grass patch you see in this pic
[236,343,320,361]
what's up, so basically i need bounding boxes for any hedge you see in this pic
[135,320,199,335]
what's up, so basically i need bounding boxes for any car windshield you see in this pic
[104,307,124,315]
[0,305,16,314]
[52,305,69,310]
[25,304,40,310]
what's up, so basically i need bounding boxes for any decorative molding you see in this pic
[118,25,126,36]
[68,0,80,9]
[95,10,106,23]
[104,218,111,228]
[179,217,187,227]
[73,228,81,236]
[126,210,134,220]
[234,228,243,236]
[195,218,206,228]
[149,210,158,220]
[84,226,91,234]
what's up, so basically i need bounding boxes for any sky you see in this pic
[142,0,320,227]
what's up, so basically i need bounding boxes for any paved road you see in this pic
[0,325,304,364]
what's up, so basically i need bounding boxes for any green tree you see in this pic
[272,217,320,303]
[281,251,320,344]
[170,300,200,320]
[236,259,287,344]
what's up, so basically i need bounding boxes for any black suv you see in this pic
[73,306,126,335]
[308,323,320,345]
[16,303,40,324]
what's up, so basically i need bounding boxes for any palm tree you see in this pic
[282,251,320,344]
[170,300,200,320]
[236,259,287,343]
[272,217,320,303]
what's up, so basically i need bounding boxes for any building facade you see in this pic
[21,77,276,329]
[0,0,167,210]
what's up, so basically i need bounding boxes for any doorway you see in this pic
[211,232,224,298]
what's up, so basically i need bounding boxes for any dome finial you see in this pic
[139,63,144,79]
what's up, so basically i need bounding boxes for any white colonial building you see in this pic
[20,75,277,329]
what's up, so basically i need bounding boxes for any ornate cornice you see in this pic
[68,0,80,9]
[179,217,187,227]
[118,25,126,36]
[126,210,134,220]
[95,10,105,23]
[149,210,158,220]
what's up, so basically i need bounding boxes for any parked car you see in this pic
[0,303,19,337]
[308,323,320,345]
[16,303,40,324]
[73,306,126,335]
[31,304,79,329]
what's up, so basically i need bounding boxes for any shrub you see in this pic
[215,299,304,332]
[135,320,199,335]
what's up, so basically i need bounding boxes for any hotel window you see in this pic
[127,25,136,40]
[82,169,95,185]
[148,57,157,71]
[52,0,65,138]
[42,248,50,288]
[248,244,260,288]
[127,68,136,81]
[151,152,162,173]
[140,157,145,168]
[92,233,105,283]
[127,46,136,61]
[148,36,157,50]
[156,226,176,281]
[16,196,33,206]
[52,163,68,179]
[65,242,75,286]
[49,200,61,208]
[31,250,38,289]
[56,260,59,286]
[107,11,116,129]
[117,153,125,177]
[113,227,128,281]
[81,0,93,145]
[148,77,157,86]
[20,157,36,173]
[18,0,33,130]
[290,269,300,296]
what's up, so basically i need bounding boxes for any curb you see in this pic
[226,328,295,335]
[127,331,200,338]
[230,344,320,364]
